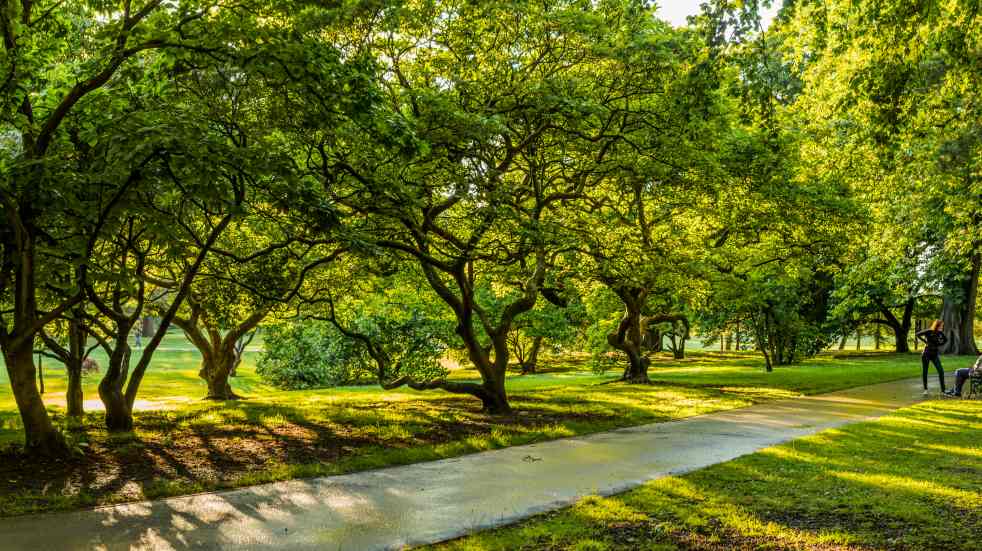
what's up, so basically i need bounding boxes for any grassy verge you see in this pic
[0,350,928,517]
[431,399,982,551]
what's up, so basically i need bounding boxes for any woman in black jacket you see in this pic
[915,320,948,396]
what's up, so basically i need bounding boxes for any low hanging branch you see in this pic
[313,295,495,401]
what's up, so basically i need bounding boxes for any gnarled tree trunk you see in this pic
[873,296,915,353]
[174,305,268,401]
[608,287,650,384]
[0,232,70,455]
[4,344,67,454]
[405,254,544,414]
[99,322,135,433]
[941,253,980,356]
[463,314,514,414]
[199,344,241,400]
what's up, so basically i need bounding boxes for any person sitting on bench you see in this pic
[944,356,982,398]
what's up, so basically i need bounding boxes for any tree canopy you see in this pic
[1,0,978,456]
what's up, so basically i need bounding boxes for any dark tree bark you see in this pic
[0,229,72,455]
[141,317,156,338]
[89,205,237,431]
[607,287,650,384]
[669,334,686,360]
[2,344,66,454]
[647,314,689,361]
[941,252,980,356]
[522,336,543,374]
[510,333,543,375]
[99,345,134,432]
[388,232,549,413]
[872,296,915,353]
[0,0,223,456]
[750,309,774,372]
[341,252,539,414]
[65,363,84,417]
[173,301,267,401]
[201,349,239,400]
[644,327,662,352]
[39,314,91,418]
[65,319,86,417]
[37,354,44,395]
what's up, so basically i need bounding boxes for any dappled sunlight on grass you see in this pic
[432,400,982,550]
[920,442,982,458]
[832,471,981,508]
[0,348,937,517]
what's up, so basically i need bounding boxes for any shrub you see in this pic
[256,323,367,389]
[257,312,452,390]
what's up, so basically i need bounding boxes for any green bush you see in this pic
[257,322,367,389]
[257,313,452,390]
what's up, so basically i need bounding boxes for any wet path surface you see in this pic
[0,378,925,550]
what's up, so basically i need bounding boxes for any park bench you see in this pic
[969,370,982,399]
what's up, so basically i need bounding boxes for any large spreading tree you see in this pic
[0,0,382,451]
[305,0,671,412]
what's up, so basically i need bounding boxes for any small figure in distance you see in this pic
[915,320,948,396]
[944,355,982,398]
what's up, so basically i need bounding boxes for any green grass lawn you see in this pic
[0,331,272,413]
[431,399,982,550]
[643,351,936,394]
[0,340,935,517]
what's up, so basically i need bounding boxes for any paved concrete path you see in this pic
[0,377,926,550]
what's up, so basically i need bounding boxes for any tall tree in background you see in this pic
[564,16,724,382]
[784,0,981,355]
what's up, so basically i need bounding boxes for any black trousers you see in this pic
[922,351,946,391]
[953,368,972,395]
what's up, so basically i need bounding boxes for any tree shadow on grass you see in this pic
[479,401,982,551]
[0,400,377,516]
[0,470,433,550]
[0,377,926,521]
[0,389,618,516]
